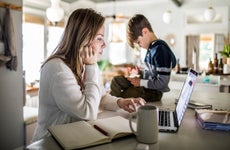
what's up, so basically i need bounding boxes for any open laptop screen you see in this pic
[176,69,198,126]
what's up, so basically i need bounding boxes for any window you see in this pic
[23,15,64,85]
[199,34,213,70]
[23,22,44,84]
[108,21,130,65]
[47,26,64,57]
[199,34,224,71]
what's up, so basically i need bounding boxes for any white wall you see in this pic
[0,0,24,149]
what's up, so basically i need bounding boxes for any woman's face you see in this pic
[91,25,106,61]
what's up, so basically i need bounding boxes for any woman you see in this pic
[32,8,145,142]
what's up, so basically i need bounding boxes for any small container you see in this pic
[223,64,230,74]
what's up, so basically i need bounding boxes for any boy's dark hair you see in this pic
[127,14,153,48]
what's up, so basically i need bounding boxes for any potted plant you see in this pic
[219,44,230,65]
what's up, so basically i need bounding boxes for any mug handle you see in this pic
[129,112,137,136]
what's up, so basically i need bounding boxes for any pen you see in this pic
[93,125,109,136]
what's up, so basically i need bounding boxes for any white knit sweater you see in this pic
[32,58,120,142]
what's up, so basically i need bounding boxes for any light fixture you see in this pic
[203,0,216,21]
[46,0,64,25]
[163,10,172,24]
[162,0,172,24]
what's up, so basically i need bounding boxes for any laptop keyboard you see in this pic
[159,111,171,127]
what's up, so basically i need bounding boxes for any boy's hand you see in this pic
[127,77,141,87]
[126,66,141,78]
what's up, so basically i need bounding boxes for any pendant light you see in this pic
[163,10,172,24]
[46,0,64,25]
[162,0,172,24]
[203,0,216,21]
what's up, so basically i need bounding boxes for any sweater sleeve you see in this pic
[100,93,120,111]
[50,62,101,120]
[98,70,120,111]
[141,43,173,92]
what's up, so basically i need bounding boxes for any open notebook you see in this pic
[158,68,198,132]
[48,116,135,150]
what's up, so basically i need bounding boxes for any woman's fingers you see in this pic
[81,45,97,65]
[128,98,145,112]
[128,99,137,112]
[134,97,146,105]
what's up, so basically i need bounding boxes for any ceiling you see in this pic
[23,0,143,15]
[23,0,184,18]
[62,0,183,6]
[62,0,129,3]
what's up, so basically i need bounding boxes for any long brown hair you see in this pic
[42,8,105,89]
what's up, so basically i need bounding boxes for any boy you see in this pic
[110,14,176,102]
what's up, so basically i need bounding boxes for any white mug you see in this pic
[129,105,158,144]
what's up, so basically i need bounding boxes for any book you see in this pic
[195,109,230,131]
[48,116,136,150]
[175,99,212,109]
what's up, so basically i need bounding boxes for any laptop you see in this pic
[158,68,198,132]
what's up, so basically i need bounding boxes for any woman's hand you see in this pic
[81,45,97,65]
[117,97,146,113]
